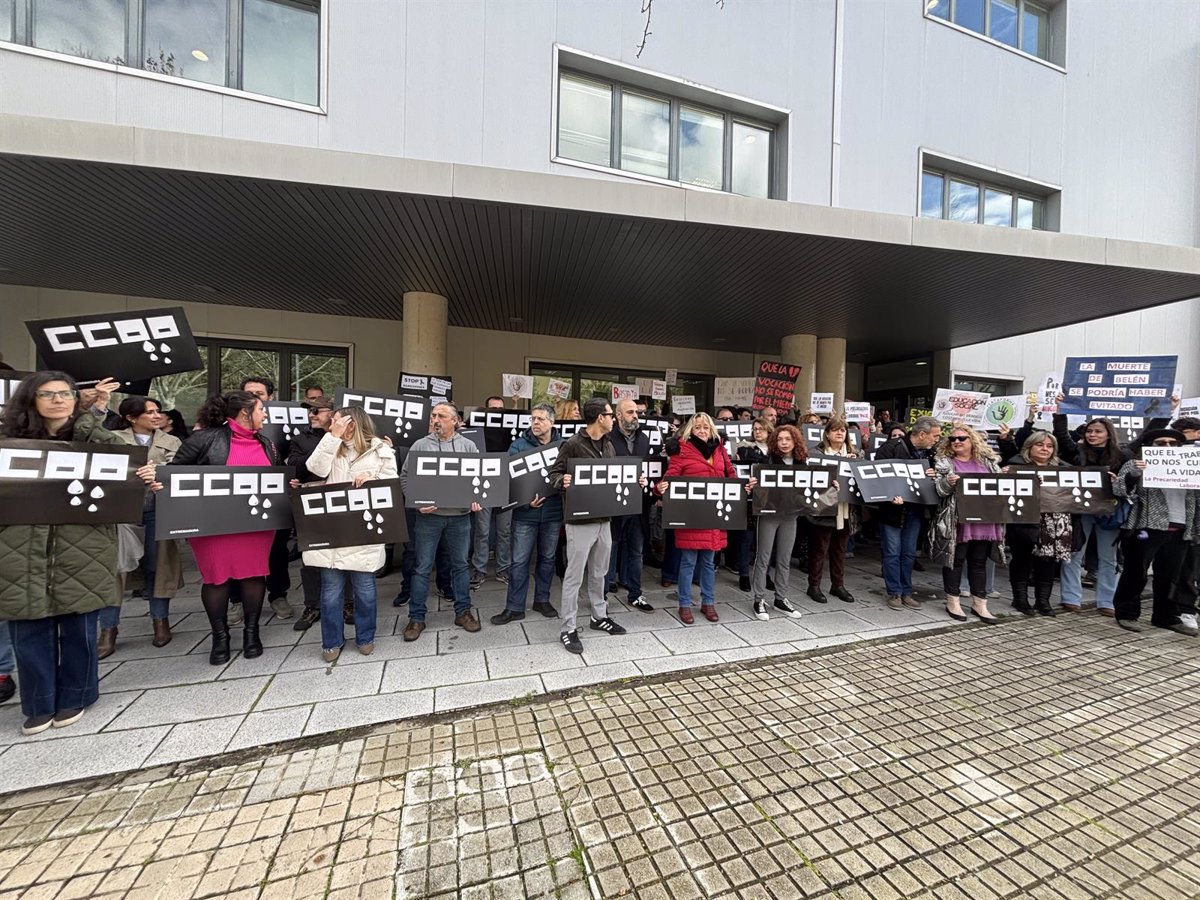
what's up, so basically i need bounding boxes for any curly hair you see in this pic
[935,424,997,462]
[768,424,808,462]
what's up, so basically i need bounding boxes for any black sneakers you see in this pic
[773,598,802,619]
[561,630,583,654]
[629,596,653,612]
[0,674,14,704]
[590,616,627,635]
[753,598,769,620]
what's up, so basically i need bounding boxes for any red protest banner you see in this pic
[752,361,802,411]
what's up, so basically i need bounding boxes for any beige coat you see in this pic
[301,433,399,572]
[112,427,186,599]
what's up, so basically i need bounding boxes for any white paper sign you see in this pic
[932,388,991,427]
[665,369,678,386]
[612,384,639,403]
[984,394,1028,429]
[672,395,696,415]
[1036,371,1062,417]
[1178,397,1200,419]
[714,377,755,408]
[1171,384,1184,412]
[844,401,870,422]
[502,373,533,399]
[635,377,656,397]
[651,380,668,401]
[1142,445,1200,490]
[811,393,834,415]
[546,378,572,400]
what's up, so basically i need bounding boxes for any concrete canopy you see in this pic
[2,115,1199,363]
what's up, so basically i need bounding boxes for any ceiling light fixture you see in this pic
[191,49,209,62]
[326,297,349,306]
[191,283,217,293]
[915,360,929,366]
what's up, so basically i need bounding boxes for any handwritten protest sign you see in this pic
[810,393,834,415]
[611,384,638,403]
[714,377,755,408]
[672,395,696,415]
[1059,356,1177,417]
[844,401,870,422]
[1142,445,1200,490]
[502,374,533,399]
[753,362,801,411]
[932,389,990,427]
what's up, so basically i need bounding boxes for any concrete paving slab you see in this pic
[435,675,545,713]
[109,676,270,729]
[304,690,435,736]
[255,662,384,710]
[143,715,245,767]
[379,651,489,694]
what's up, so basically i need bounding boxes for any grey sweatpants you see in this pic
[559,521,611,633]
[753,515,798,602]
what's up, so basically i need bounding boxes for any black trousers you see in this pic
[943,540,992,597]
[1173,543,1200,617]
[1113,529,1188,624]
[1007,525,1058,603]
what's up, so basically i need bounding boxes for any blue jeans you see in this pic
[880,514,922,597]
[1060,515,1119,610]
[506,518,560,611]
[319,569,377,650]
[677,549,716,608]
[100,504,171,627]
[399,508,452,600]
[9,612,100,718]
[0,622,14,675]
[606,515,644,600]
[410,513,472,620]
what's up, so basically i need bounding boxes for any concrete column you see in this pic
[816,336,847,411]
[401,291,448,375]
[780,333,817,411]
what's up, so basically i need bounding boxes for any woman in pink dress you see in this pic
[172,391,278,664]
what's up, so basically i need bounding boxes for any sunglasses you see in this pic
[948,435,969,443]
[1151,439,1179,446]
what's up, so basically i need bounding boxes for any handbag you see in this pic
[1095,498,1131,530]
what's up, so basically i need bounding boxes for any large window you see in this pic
[927,0,1054,64]
[921,168,1047,230]
[557,70,779,199]
[529,363,712,414]
[4,0,321,105]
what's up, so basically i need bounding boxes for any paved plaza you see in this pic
[0,548,968,794]
[1,612,1198,899]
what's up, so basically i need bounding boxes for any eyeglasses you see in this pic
[948,435,969,443]
[599,411,614,418]
[35,390,76,400]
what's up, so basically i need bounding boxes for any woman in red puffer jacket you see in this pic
[657,412,755,624]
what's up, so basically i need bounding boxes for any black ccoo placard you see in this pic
[156,465,294,538]
[506,440,564,506]
[563,458,643,519]
[261,403,309,447]
[807,453,863,504]
[0,439,148,525]
[849,459,939,505]
[955,473,1041,523]
[752,464,839,517]
[335,389,431,448]
[404,451,511,509]
[1010,466,1115,515]
[661,477,748,529]
[0,371,33,409]
[292,478,408,550]
[26,307,203,386]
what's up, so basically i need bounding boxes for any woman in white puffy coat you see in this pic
[301,407,398,661]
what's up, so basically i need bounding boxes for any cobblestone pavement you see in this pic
[0,546,973,793]
[2,613,1199,899]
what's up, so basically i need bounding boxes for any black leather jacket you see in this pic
[174,425,279,467]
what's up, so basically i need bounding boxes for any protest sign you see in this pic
[467,408,531,442]
[335,389,430,448]
[404,451,510,508]
[501,374,533,399]
[720,421,755,460]
[807,453,863,504]
[0,440,148,525]
[641,456,665,497]
[907,407,932,426]
[398,372,453,405]
[0,371,32,409]
[634,377,656,397]
[752,463,839,516]
[1141,445,1200,490]
[932,389,991,427]
[810,392,834,415]
[563,458,643,519]
[714,377,756,408]
[955,473,1040,524]
[1010,466,1115,514]
[753,362,801,411]
[261,403,309,447]
[506,440,564,506]
[662,477,747,529]
[984,395,1027,429]
[849,459,939,505]
[651,380,668,401]
[156,465,293,538]
[26,307,203,386]
[672,395,696,415]
[611,384,638,403]
[802,425,860,452]
[1035,372,1062,416]
[665,369,677,386]
[291,478,408,550]
[1178,397,1200,419]
[545,378,572,400]
[866,434,889,457]
[1059,356,1178,417]
[844,401,870,422]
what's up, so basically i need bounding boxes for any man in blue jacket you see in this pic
[492,404,563,623]
[606,398,654,611]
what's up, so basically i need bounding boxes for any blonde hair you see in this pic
[554,399,580,421]
[679,412,718,444]
[936,424,997,462]
[334,406,378,456]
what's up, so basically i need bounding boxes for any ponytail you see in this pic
[196,390,258,429]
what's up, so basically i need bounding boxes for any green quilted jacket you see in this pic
[0,413,125,620]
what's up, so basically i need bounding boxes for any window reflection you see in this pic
[927,0,950,20]
[948,180,978,223]
[983,189,1012,226]
[559,75,612,167]
[1022,5,1049,58]
[144,0,227,86]
[620,92,670,178]
[33,0,126,63]
[989,0,1018,46]
[243,0,319,105]
[921,172,944,218]
[1,0,12,42]
[955,0,986,34]
[732,122,770,198]
[679,106,724,190]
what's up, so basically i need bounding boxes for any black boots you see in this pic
[243,607,264,658]
[1011,581,1035,617]
[209,618,231,665]
[1034,580,1057,617]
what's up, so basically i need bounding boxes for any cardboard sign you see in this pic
[720,421,755,460]
[292,478,408,550]
[1141,445,1200,490]
[0,440,148,525]
[714,377,755,408]
[404,451,510,509]
[26,307,203,386]
[1036,372,1062,416]
[907,407,932,426]
[0,371,33,409]
[641,456,665,497]
[955,473,1041,523]
[665,369,678,386]
[1059,356,1178,417]
[672,395,696,415]
[261,403,309,447]
[866,434,889,457]
[810,393,834,415]
[844,401,870,422]
[752,463,838,516]
[753,362,801,411]
[651,380,668,401]
[807,453,863,504]
[506,440,564,506]
[545,378,572,400]
[398,372,453,405]
[156,465,294,538]
[563,458,643,519]
[634,377,656,397]
[611,384,638,403]
[335,389,430,448]
[502,374,533,399]
[850,459,939,505]
[984,395,1027,429]
[661,477,747,529]
[932,389,991,427]
[1178,397,1200,419]
[1010,466,1116,514]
